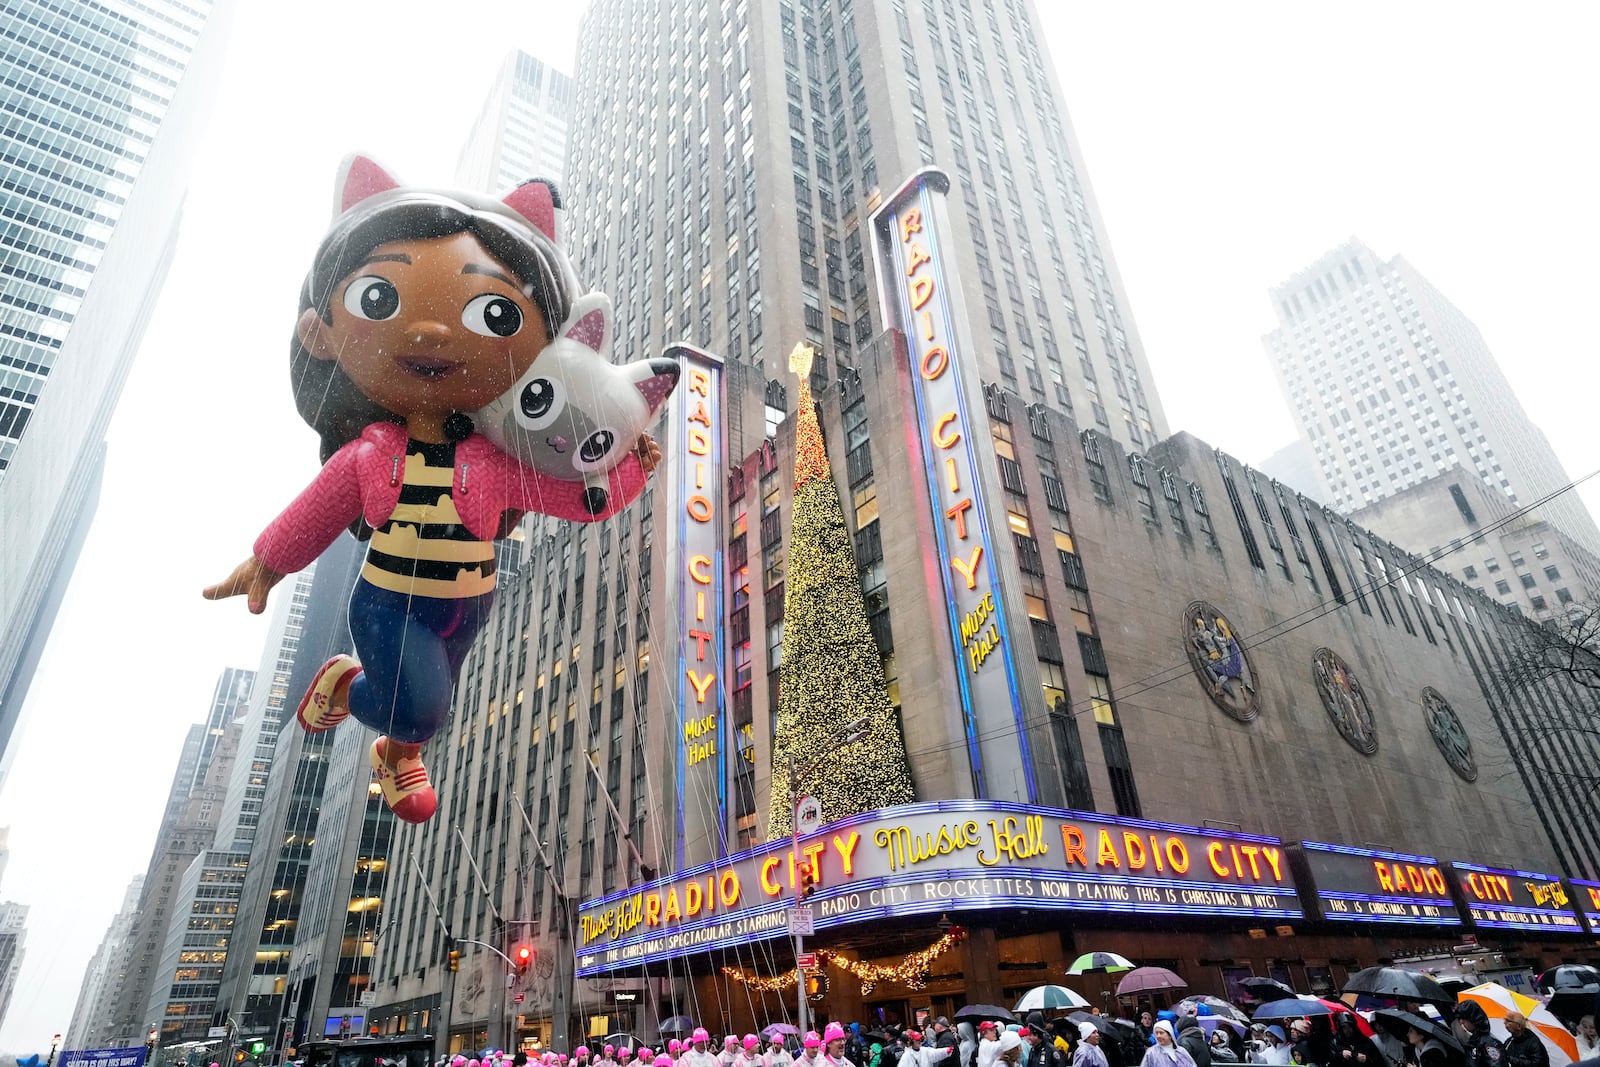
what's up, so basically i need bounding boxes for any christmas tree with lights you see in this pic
[768,343,916,839]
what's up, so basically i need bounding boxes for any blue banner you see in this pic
[60,1049,147,1067]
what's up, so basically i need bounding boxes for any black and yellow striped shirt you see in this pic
[361,440,497,599]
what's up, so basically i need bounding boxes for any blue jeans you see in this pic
[345,578,493,744]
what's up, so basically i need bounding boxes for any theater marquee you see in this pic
[1292,842,1461,925]
[574,800,1301,974]
[1447,861,1583,932]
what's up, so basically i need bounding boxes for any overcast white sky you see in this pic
[3,0,1598,1052]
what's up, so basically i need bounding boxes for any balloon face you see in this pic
[474,291,679,511]
[298,231,553,421]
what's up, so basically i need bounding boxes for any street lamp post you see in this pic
[786,716,871,1037]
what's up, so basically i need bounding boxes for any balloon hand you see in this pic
[203,556,285,614]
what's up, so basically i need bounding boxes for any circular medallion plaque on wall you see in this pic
[1312,647,1379,755]
[1183,601,1260,721]
[1421,687,1477,781]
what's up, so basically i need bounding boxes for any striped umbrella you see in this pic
[1016,985,1091,1012]
[1068,951,1135,974]
[1459,983,1578,1065]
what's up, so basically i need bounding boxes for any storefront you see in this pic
[575,801,1600,1031]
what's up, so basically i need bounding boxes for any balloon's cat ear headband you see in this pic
[336,153,562,244]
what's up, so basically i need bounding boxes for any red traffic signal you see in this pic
[514,944,533,975]
[799,864,820,899]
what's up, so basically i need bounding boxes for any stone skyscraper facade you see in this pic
[0,0,236,782]
[563,0,1166,456]
[456,50,575,192]
[1263,238,1600,556]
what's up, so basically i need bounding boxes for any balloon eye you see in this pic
[520,379,556,419]
[343,275,399,320]
[464,293,523,337]
[579,430,615,463]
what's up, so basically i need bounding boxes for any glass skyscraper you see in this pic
[0,0,235,782]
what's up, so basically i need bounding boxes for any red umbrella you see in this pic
[1317,999,1375,1038]
[1117,967,1188,995]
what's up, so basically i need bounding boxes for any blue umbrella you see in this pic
[1254,999,1336,1021]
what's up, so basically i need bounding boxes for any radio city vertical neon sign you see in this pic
[870,169,1036,801]
[666,344,728,866]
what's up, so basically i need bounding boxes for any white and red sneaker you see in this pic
[371,737,437,823]
[295,656,362,733]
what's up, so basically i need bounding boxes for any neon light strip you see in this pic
[1301,841,1443,865]
[1453,861,1567,881]
[1322,891,1456,907]
[1467,907,1581,920]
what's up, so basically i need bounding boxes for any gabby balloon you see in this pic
[204,156,661,823]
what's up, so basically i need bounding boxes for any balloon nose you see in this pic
[408,321,451,346]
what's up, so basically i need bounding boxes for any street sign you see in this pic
[788,905,815,937]
[514,993,526,1004]
[795,795,822,835]
[358,991,377,1007]
[796,952,818,970]
[207,1028,228,1039]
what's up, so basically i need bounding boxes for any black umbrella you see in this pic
[1370,1010,1463,1054]
[955,1005,1019,1024]
[1537,965,1600,992]
[1537,968,1600,1026]
[1240,977,1300,1003]
[1067,1012,1120,1039]
[1342,967,1453,1006]
[605,1035,638,1050]
[659,1017,697,1035]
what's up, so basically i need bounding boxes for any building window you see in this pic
[1216,453,1263,570]
[1082,430,1112,504]
[1533,542,1549,560]
[1484,558,1500,573]
[1520,573,1536,590]
[1160,469,1189,538]
[1495,579,1511,595]
[1462,565,1477,580]
[1509,550,1526,568]
[1557,587,1574,604]
[1530,595,1548,611]
[1544,564,1561,581]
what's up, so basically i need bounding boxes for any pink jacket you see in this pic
[254,421,647,576]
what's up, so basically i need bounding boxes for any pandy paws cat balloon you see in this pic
[203,155,660,823]
[473,291,679,515]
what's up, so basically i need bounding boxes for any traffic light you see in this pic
[234,1053,245,1063]
[804,972,827,1001]
[514,944,533,976]
[448,949,461,972]
[799,864,819,899]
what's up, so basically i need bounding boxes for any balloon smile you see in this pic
[396,356,462,380]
